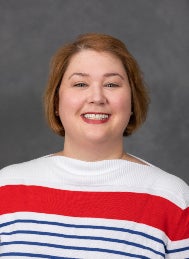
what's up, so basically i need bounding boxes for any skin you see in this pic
[55,50,145,164]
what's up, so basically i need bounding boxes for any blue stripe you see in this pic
[1,241,151,259]
[0,252,79,259]
[1,230,164,257]
[166,246,189,253]
[0,219,166,247]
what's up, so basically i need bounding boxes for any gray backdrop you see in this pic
[0,0,188,184]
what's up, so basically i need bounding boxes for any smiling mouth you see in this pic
[82,113,110,120]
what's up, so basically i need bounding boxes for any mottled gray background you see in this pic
[0,0,188,184]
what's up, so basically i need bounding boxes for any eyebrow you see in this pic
[68,73,89,80]
[103,73,125,80]
[68,72,125,80]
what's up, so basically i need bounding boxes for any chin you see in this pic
[84,131,120,144]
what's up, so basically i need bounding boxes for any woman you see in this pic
[0,33,188,258]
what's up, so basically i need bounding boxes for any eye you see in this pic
[74,82,87,87]
[105,83,119,88]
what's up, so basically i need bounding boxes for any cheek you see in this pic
[58,91,83,114]
[112,93,132,131]
[113,94,131,113]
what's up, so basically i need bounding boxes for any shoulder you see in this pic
[120,154,189,208]
[128,157,189,208]
[0,155,52,183]
[151,165,188,194]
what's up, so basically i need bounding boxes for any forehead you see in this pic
[64,50,127,77]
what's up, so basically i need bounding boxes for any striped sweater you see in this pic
[0,155,189,258]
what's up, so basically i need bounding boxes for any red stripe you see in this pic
[0,185,188,241]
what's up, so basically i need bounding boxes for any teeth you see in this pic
[83,114,109,120]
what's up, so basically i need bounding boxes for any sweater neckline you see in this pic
[45,154,151,176]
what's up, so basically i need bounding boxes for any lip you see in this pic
[81,112,111,124]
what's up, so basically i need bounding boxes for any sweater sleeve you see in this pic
[166,191,189,258]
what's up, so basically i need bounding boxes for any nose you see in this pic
[87,84,107,105]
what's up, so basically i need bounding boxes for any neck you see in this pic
[59,137,125,162]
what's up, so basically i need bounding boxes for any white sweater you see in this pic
[0,155,189,258]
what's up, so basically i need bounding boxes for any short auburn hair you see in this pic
[44,33,149,136]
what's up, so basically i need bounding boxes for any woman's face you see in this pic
[58,50,132,145]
